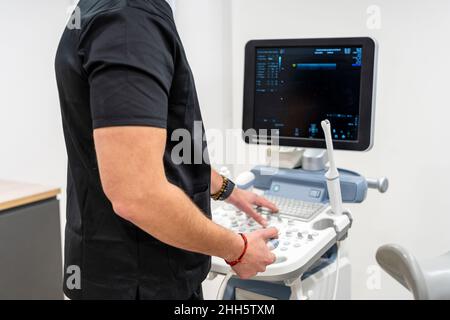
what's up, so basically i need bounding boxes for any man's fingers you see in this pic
[255,196,279,213]
[260,227,279,240]
[270,253,277,264]
[243,204,268,227]
[251,211,268,227]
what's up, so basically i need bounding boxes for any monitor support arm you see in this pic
[266,147,327,170]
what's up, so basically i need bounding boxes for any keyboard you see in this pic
[263,195,326,222]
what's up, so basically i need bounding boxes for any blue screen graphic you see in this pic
[254,46,363,141]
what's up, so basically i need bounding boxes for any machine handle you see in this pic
[366,177,389,193]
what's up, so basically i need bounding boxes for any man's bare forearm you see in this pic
[94,127,278,280]
[116,180,243,262]
[94,127,243,262]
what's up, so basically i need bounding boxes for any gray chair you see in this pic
[376,244,450,300]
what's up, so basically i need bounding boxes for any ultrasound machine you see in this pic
[206,37,390,300]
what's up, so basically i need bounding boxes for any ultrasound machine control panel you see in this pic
[211,166,359,281]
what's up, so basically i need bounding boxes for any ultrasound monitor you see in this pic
[242,37,377,151]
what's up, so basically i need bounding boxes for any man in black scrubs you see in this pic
[55,0,278,300]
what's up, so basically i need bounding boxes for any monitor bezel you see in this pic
[242,37,377,151]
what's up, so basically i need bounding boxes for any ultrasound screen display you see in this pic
[254,46,363,141]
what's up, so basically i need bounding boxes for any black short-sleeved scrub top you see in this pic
[55,0,211,299]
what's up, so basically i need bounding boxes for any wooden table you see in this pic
[0,180,63,299]
[0,180,60,211]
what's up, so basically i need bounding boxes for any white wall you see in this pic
[175,0,233,137]
[0,1,69,233]
[230,0,450,299]
[0,0,69,184]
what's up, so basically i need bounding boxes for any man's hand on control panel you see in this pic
[221,185,281,278]
[231,227,279,279]
[226,188,279,227]
[210,169,280,277]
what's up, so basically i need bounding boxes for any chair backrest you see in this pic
[376,244,429,299]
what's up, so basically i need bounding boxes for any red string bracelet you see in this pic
[225,233,248,267]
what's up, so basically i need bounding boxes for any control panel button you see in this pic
[309,189,321,198]
[267,239,279,250]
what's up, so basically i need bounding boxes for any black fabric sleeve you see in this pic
[79,7,175,129]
